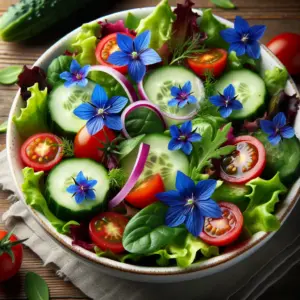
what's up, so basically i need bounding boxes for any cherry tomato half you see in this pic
[125,174,165,209]
[200,202,243,247]
[95,33,134,74]
[20,133,63,172]
[267,33,300,75]
[186,48,227,78]
[220,136,266,184]
[89,212,128,253]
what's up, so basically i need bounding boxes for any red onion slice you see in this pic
[108,143,150,209]
[121,100,167,139]
[89,65,138,102]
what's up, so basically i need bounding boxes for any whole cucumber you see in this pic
[0,0,94,42]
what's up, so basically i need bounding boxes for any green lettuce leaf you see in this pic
[136,0,176,51]
[227,51,259,71]
[125,12,141,30]
[243,173,287,234]
[22,167,78,234]
[263,67,288,96]
[13,83,49,139]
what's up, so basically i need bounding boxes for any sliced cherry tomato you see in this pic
[186,48,227,78]
[89,212,128,253]
[95,33,134,74]
[74,126,116,163]
[20,133,63,172]
[125,174,165,209]
[200,202,243,247]
[267,33,300,75]
[220,136,266,184]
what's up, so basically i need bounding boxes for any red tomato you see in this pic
[89,212,128,253]
[220,136,266,184]
[267,33,300,75]
[125,174,165,209]
[74,126,116,163]
[0,231,23,283]
[20,133,63,172]
[95,33,134,74]
[200,202,243,247]
[186,48,227,78]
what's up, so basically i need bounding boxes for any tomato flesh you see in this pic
[186,48,227,78]
[125,174,165,209]
[200,202,243,246]
[220,136,266,184]
[20,133,63,172]
[89,212,128,253]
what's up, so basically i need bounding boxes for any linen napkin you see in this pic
[1,148,300,300]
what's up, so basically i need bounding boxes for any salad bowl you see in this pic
[6,5,300,283]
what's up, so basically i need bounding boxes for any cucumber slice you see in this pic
[45,158,109,221]
[143,66,205,119]
[121,134,189,190]
[215,69,266,120]
[48,81,96,136]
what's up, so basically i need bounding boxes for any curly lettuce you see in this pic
[22,168,78,234]
[264,67,289,96]
[243,173,287,235]
[13,83,49,138]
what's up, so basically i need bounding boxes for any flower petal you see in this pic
[230,99,243,110]
[66,184,79,194]
[104,115,123,131]
[87,179,98,188]
[219,106,232,118]
[107,51,131,66]
[139,48,161,65]
[181,142,193,155]
[59,71,72,81]
[79,65,91,77]
[85,189,96,200]
[234,16,250,35]
[64,80,76,88]
[76,171,86,184]
[268,133,281,145]
[187,95,197,104]
[77,78,89,88]
[178,100,188,108]
[220,28,241,43]
[246,41,261,59]
[180,120,192,135]
[175,170,195,197]
[185,206,204,236]
[170,125,180,138]
[156,190,185,206]
[91,85,108,108]
[281,126,295,139]
[197,199,222,218]
[273,112,286,128]
[229,42,246,56]
[170,86,181,97]
[249,25,266,41]
[188,133,202,143]
[86,116,104,135]
[128,59,146,82]
[260,120,275,135]
[168,138,183,151]
[117,33,134,54]
[182,81,192,94]
[70,59,81,74]
[106,96,128,113]
[133,30,151,52]
[168,98,179,107]
[209,95,223,107]
[195,179,217,200]
[165,205,187,227]
[223,84,235,99]
[73,103,96,120]
[75,192,85,204]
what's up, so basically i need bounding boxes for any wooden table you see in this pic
[0,0,299,299]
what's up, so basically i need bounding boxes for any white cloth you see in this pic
[1,148,300,300]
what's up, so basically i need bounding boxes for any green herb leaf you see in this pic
[60,138,74,157]
[227,51,258,71]
[0,66,22,85]
[119,134,145,160]
[25,272,49,300]
[108,168,127,190]
[125,12,141,30]
[0,120,8,133]
[210,0,235,9]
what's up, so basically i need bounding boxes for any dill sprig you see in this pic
[60,138,74,157]
[108,168,127,190]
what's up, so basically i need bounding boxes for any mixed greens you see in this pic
[12,0,300,268]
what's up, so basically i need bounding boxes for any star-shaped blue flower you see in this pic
[260,112,295,145]
[220,16,266,59]
[66,171,98,204]
[107,30,162,82]
[209,84,243,118]
[156,171,222,237]
[60,59,90,88]
[168,120,201,155]
[73,84,128,135]
[168,81,197,108]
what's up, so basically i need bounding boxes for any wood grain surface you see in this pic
[0,0,300,299]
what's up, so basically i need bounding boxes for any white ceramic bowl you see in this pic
[7,7,300,283]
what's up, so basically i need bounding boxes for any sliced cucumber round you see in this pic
[121,134,189,190]
[48,81,96,136]
[45,158,109,221]
[215,69,266,120]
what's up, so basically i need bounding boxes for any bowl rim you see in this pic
[6,6,300,280]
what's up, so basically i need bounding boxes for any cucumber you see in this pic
[142,66,205,120]
[121,134,189,190]
[45,158,109,221]
[48,81,96,136]
[0,0,93,42]
[215,69,267,120]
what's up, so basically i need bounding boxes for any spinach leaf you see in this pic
[119,134,145,160]
[125,12,141,30]
[25,272,49,300]
[123,202,185,254]
[0,66,22,85]
[210,0,235,9]
[47,55,73,87]
[0,120,8,133]
[125,107,165,137]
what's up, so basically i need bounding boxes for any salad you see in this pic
[13,0,300,268]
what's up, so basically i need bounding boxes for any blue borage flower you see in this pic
[156,171,222,237]
[220,16,266,59]
[73,84,128,135]
[60,59,90,88]
[107,30,162,82]
[168,121,201,155]
[66,171,97,204]
[260,112,295,145]
[209,84,243,118]
[168,81,197,108]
